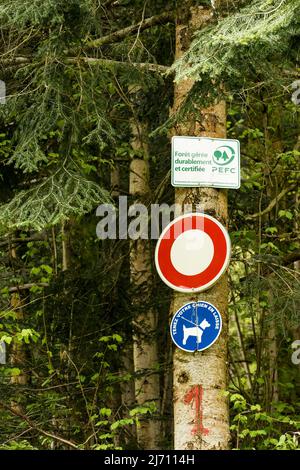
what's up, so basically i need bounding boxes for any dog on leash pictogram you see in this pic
[182,319,211,346]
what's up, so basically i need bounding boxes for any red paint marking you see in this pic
[183,385,209,436]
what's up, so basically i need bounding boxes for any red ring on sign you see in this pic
[155,213,230,292]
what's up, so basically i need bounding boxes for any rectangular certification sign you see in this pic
[171,136,240,189]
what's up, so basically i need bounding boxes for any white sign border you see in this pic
[171,136,241,189]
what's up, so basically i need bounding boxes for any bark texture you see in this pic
[172,4,230,450]
[130,117,160,449]
[111,163,137,445]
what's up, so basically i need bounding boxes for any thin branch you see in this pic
[2,56,169,74]
[86,11,174,49]
[0,234,47,248]
[0,401,79,450]
[1,56,31,64]
[230,283,253,390]
[246,185,297,220]
[8,283,49,293]
[66,56,169,73]
[128,1,146,61]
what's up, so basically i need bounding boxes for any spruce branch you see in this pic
[0,167,112,231]
[85,11,174,49]
[67,57,170,73]
[172,0,300,99]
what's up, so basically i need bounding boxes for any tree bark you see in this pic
[172,3,230,450]
[9,242,30,421]
[62,222,72,272]
[262,107,281,407]
[130,114,161,449]
[110,163,137,446]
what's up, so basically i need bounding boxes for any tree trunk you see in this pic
[111,162,137,446]
[262,106,280,407]
[9,241,30,419]
[0,340,6,364]
[172,3,230,450]
[130,115,161,449]
[62,221,72,272]
[291,146,300,375]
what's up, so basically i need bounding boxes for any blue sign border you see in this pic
[170,301,222,353]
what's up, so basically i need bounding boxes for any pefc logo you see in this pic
[212,145,235,166]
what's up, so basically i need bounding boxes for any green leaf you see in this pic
[100,408,112,417]
[112,334,122,343]
[1,335,12,345]
[40,264,53,274]
[110,418,134,430]
[278,210,293,220]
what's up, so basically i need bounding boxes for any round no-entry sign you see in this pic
[155,213,231,293]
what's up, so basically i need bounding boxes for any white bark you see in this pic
[111,163,137,444]
[130,118,161,449]
[172,4,230,450]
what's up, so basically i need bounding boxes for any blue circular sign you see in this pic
[170,301,222,352]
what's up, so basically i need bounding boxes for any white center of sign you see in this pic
[170,229,214,276]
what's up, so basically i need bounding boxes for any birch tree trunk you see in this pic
[130,115,160,449]
[172,3,230,450]
[62,221,72,272]
[9,242,29,386]
[9,241,30,418]
[263,108,282,407]
[111,163,137,445]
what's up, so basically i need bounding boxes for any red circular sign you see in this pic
[155,213,231,293]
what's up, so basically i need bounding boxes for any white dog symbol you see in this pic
[182,319,211,345]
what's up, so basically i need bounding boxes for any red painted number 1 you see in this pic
[183,385,209,436]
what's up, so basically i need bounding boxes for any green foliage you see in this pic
[229,392,300,450]
[175,0,300,84]
[0,166,112,231]
[169,0,300,126]
[0,0,299,453]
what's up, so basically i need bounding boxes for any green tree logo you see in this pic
[212,145,235,166]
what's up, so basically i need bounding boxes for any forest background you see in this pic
[0,0,299,451]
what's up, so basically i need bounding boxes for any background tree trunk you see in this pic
[9,242,29,387]
[110,163,137,446]
[130,112,161,449]
[9,241,30,420]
